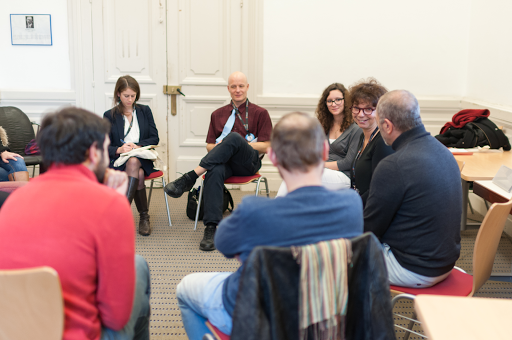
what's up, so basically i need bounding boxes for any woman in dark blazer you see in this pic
[349,78,394,207]
[104,75,159,236]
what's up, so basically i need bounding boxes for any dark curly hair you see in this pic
[349,77,388,108]
[316,83,353,135]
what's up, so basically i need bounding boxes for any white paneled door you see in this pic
[89,0,257,182]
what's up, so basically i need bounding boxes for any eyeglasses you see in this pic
[326,98,344,106]
[351,106,375,115]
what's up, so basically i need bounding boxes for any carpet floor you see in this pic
[132,187,512,340]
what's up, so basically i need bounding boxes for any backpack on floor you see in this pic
[186,185,234,221]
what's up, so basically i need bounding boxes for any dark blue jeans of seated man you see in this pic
[199,133,261,226]
[101,255,151,340]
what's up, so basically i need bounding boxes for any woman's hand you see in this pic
[116,143,139,154]
[1,151,23,163]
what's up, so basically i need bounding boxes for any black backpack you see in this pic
[186,185,234,221]
[435,117,511,150]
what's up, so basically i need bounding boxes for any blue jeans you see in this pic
[0,157,28,181]
[101,255,151,340]
[176,272,233,340]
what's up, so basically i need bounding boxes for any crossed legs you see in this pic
[124,158,152,236]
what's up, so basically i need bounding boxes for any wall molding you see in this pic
[0,90,77,122]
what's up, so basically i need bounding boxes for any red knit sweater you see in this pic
[0,164,135,340]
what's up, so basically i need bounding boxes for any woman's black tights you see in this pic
[125,157,145,189]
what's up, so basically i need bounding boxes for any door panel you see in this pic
[91,0,168,172]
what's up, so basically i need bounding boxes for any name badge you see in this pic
[245,133,255,142]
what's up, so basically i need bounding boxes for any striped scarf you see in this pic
[292,239,352,340]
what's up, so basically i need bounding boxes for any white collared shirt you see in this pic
[124,109,140,143]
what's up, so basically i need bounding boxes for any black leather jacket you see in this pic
[230,233,395,340]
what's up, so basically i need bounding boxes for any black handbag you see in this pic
[186,185,234,221]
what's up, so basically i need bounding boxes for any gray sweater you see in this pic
[328,123,362,176]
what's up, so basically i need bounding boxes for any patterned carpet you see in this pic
[132,186,512,340]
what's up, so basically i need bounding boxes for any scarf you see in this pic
[292,238,352,340]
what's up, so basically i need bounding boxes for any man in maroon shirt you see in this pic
[0,108,151,340]
[165,71,273,251]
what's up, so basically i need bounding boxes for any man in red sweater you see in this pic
[0,108,151,340]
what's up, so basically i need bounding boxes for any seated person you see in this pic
[0,125,29,182]
[349,78,394,207]
[176,112,364,340]
[164,71,272,251]
[104,75,160,236]
[0,107,151,340]
[276,83,362,196]
[364,90,462,288]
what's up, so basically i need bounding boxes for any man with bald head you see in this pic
[175,112,363,339]
[364,90,462,288]
[165,72,272,250]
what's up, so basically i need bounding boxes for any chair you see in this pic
[145,170,172,226]
[203,233,395,340]
[390,198,512,339]
[0,266,64,340]
[0,106,43,177]
[194,173,269,230]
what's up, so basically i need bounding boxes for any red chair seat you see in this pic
[206,321,230,340]
[145,170,164,180]
[224,174,261,184]
[390,269,473,296]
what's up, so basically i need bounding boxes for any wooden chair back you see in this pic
[471,199,512,295]
[0,267,64,340]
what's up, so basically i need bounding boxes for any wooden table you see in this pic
[454,152,512,230]
[415,295,512,340]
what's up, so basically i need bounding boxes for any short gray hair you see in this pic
[376,90,422,132]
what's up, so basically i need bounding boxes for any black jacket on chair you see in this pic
[230,233,395,340]
[103,104,159,173]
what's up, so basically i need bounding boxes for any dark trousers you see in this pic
[199,133,261,226]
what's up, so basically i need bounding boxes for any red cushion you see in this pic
[145,170,164,180]
[390,269,473,296]
[206,321,230,340]
[224,174,261,184]
[0,181,28,193]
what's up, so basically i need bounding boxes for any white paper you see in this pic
[10,14,52,45]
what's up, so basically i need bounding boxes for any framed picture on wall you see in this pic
[10,14,52,46]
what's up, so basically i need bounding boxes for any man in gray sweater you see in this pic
[364,90,461,288]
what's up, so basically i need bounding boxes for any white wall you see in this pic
[263,0,471,98]
[0,0,71,91]
[466,0,512,108]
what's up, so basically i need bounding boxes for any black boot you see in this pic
[134,188,151,236]
[126,176,139,204]
[164,171,197,198]
[200,224,217,251]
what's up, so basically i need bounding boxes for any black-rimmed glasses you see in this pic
[351,106,375,115]
[326,98,344,106]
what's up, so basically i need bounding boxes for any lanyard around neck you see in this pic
[232,99,249,133]
[123,110,135,139]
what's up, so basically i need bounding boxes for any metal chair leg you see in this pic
[391,294,426,339]
[255,178,262,196]
[262,177,269,198]
[148,180,154,206]
[161,177,172,227]
[194,178,204,231]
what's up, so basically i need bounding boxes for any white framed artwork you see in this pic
[10,14,52,46]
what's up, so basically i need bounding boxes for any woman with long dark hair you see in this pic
[276,83,362,196]
[104,75,159,236]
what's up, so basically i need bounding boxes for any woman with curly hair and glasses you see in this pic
[349,78,394,206]
[276,83,362,196]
